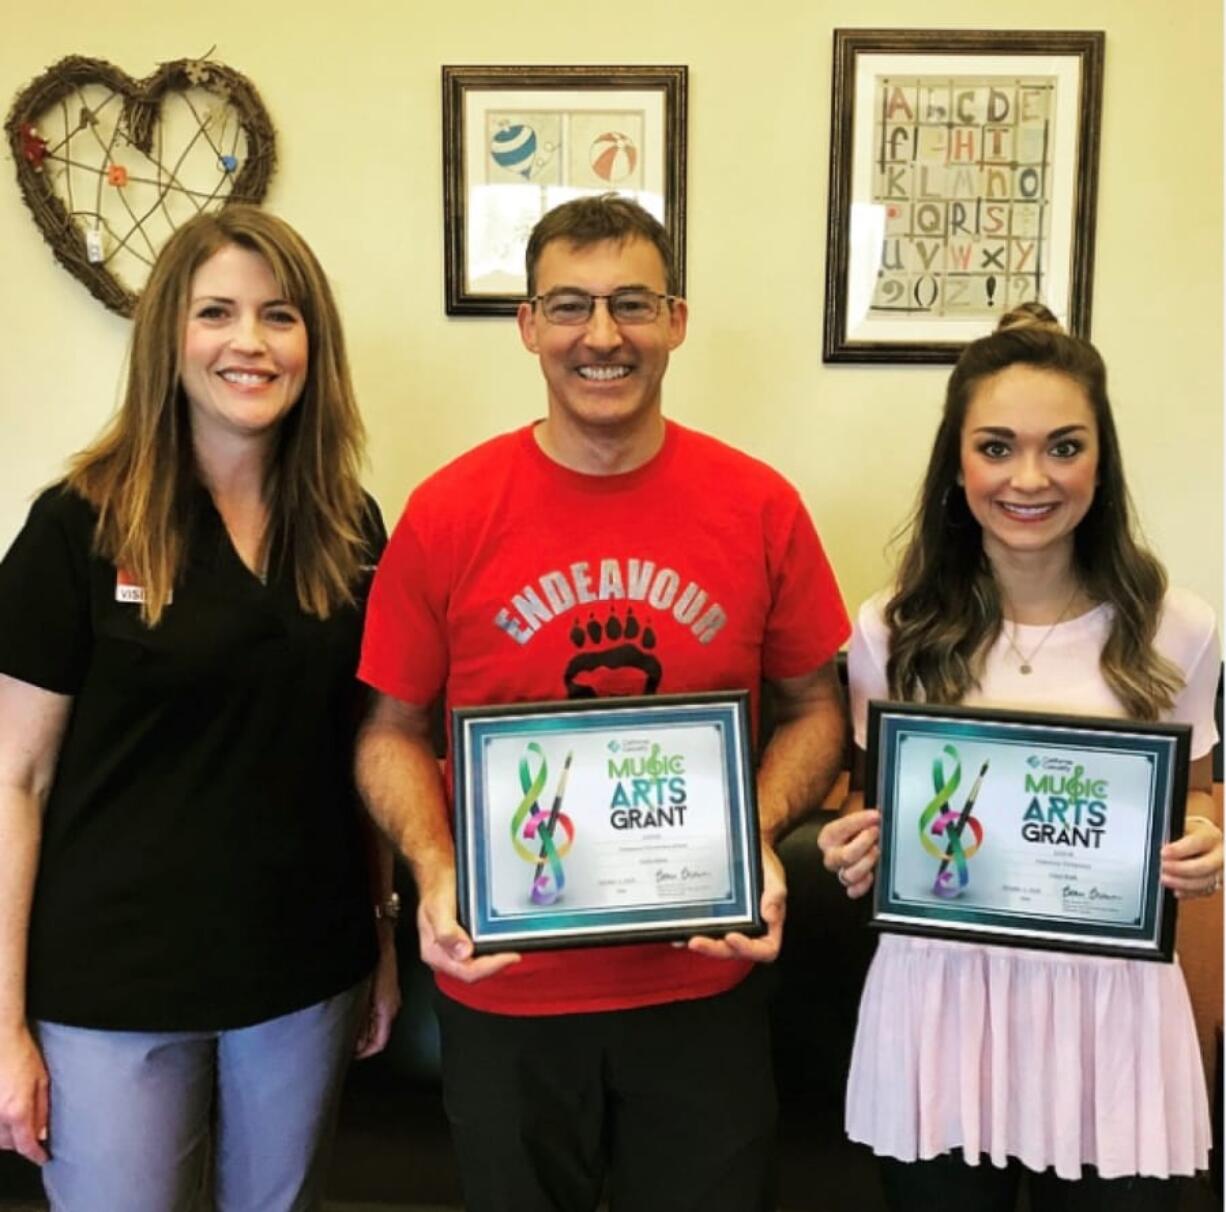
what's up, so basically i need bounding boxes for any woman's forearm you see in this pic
[0,786,42,1031]
[0,676,73,1031]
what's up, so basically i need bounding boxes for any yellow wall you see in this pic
[2,0,1221,621]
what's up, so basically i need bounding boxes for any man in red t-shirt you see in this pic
[357,195,849,1212]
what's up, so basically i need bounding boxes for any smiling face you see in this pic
[959,363,1100,564]
[179,243,309,451]
[516,236,687,456]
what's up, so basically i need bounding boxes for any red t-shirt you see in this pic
[359,421,849,1014]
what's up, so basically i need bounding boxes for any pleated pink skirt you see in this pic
[845,933,1211,1179]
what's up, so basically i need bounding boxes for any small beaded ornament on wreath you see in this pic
[6,51,276,317]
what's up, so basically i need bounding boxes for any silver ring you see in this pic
[836,867,851,887]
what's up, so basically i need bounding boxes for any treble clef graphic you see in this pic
[917,744,986,898]
[509,743,576,906]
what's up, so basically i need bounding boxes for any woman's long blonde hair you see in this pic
[66,205,369,624]
[885,304,1182,720]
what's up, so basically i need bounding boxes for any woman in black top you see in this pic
[0,205,399,1211]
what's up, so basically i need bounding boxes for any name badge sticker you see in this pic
[115,569,171,605]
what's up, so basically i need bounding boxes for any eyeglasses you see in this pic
[532,289,673,326]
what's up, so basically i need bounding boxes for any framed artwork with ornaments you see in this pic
[442,65,687,316]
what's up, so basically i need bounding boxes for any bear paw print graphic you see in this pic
[563,607,662,699]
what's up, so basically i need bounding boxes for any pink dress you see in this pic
[845,588,1219,1179]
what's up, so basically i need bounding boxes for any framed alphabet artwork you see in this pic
[823,30,1104,363]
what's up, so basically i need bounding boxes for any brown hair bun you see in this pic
[995,300,1062,334]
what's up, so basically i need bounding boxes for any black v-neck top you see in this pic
[0,484,382,1030]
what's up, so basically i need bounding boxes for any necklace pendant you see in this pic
[1019,663,1033,675]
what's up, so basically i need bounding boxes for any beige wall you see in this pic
[2,0,1221,621]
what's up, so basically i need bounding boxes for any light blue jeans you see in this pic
[35,981,367,1212]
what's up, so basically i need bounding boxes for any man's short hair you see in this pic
[524,193,676,296]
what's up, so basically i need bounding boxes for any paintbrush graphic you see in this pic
[933,759,990,891]
[531,750,574,895]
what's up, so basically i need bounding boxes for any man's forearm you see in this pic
[355,695,524,980]
[757,716,845,843]
[757,664,847,845]
[356,707,454,897]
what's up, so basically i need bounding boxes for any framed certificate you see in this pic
[866,701,1190,961]
[452,692,762,953]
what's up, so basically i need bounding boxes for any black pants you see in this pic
[879,1150,1183,1212]
[436,970,777,1212]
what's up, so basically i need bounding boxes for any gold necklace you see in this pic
[1003,586,1080,675]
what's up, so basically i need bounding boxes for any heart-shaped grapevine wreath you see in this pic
[6,54,276,317]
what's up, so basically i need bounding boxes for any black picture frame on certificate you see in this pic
[442,64,688,316]
[823,29,1105,363]
[452,691,762,954]
[865,701,1189,961]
